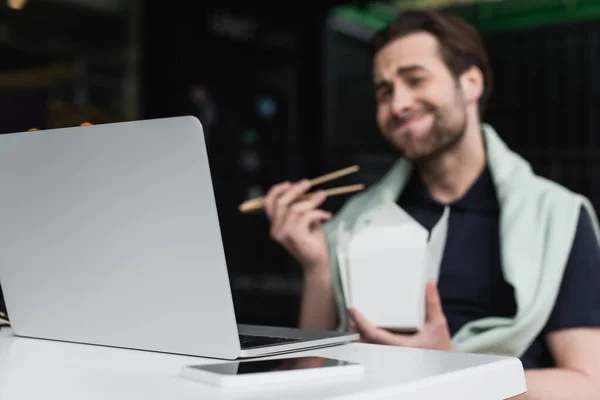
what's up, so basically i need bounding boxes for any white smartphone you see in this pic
[181,356,364,388]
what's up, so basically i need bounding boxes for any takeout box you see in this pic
[338,202,449,331]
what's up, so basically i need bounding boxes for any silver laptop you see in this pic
[0,116,358,359]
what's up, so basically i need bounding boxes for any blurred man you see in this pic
[263,10,600,400]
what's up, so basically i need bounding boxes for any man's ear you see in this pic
[460,66,484,106]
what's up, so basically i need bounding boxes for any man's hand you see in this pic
[347,281,455,352]
[264,180,337,331]
[264,180,332,272]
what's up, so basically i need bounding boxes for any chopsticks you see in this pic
[239,165,364,213]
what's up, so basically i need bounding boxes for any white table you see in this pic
[0,328,526,399]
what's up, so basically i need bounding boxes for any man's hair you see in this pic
[369,10,493,111]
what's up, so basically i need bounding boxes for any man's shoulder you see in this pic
[518,169,584,203]
[485,123,587,205]
[511,169,599,237]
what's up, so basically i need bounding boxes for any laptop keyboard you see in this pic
[239,334,301,349]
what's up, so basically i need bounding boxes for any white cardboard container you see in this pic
[338,202,449,331]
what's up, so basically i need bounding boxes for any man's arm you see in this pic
[262,180,338,331]
[524,327,600,400]
[522,206,600,399]
[298,268,338,330]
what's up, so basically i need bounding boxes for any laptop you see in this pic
[0,116,358,360]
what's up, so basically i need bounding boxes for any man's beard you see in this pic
[386,104,467,163]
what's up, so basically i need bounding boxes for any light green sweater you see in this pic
[324,124,600,357]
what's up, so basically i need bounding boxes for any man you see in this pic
[263,10,600,400]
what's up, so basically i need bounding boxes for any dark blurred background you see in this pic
[1,0,599,327]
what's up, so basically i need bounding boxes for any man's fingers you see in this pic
[347,308,403,346]
[270,180,311,232]
[269,180,309,235]
[297,209,332,231]
[290,191,327,214]
[264,181,291,220]
[271,197,329,242]
[283,191,328,230]
[346,311,367,343]
[275,180,312,211]
[346,310,358,332]
[425,281,446,324]
[273,209,331,248]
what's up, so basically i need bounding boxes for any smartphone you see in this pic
[181,356,364,388]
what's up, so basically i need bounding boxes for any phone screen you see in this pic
[188,357,355,375]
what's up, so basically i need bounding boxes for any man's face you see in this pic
[373,32,469,161]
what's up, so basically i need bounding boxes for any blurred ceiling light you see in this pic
[7,0,27,9]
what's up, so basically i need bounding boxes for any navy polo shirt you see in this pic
[397,166,600,369]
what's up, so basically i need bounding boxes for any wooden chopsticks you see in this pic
[239,165,364,213]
